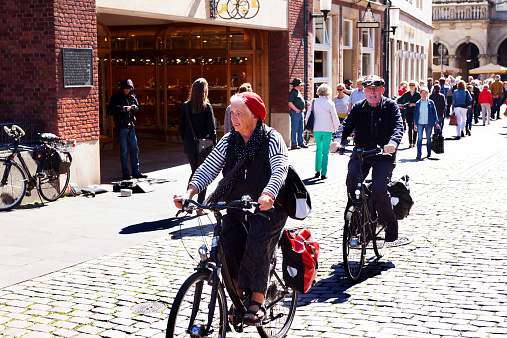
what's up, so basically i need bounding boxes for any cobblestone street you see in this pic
[1,118,507,337]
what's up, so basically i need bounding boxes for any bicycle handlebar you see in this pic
[3,125,25,138]
[339,146,392,157]
[177,196,271,219]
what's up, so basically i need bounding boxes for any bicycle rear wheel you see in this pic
[0,160,27,211]
[257,268,298,338]
[343,206,366,282]
[166,270,227,338]
[38,155,70,202]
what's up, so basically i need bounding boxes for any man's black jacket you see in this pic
[334,96,404,161]
[107,90,139,129]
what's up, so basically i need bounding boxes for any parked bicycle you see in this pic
[166,196,298,338]
[0,125,73,211]
[339,146,390,282]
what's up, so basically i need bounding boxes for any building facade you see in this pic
[310,0,433,98]
[433,0,507,80]
[1,0,315,187]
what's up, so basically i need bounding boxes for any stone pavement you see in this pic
[1,117,507,337]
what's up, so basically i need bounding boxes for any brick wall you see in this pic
[269,0,314,115]
[0,0,98,142]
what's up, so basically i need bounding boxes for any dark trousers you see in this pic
[474,103,480,123]
[346,155,397,226]
[446,96,453,117]
[221,208,288,295]
[406,111,417,145]
[492,97,502,119]
[186,153,206,203]
[466,108,473,132]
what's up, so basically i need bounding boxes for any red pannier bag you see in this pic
[279,228,320,293]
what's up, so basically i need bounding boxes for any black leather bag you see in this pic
[284,165,311,220]
[431,134,444,154]
[305,100,315,132]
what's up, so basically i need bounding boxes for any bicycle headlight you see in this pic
[198,245,208,262]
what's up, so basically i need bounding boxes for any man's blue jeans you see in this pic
[437,117,445,134]
[118,127,140,175]
[416,124,433,158]
[492,97,502,118]
[289,109,304,147]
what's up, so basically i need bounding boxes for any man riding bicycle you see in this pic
[330,75,404,242]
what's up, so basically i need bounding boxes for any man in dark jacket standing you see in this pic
[331,75,404,242]
[108,79,147,180]
[429,84,446,134]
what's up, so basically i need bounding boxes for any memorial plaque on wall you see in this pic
[62,48,93,88]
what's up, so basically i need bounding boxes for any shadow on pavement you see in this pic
[120,217,183,234]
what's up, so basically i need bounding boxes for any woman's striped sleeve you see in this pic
[189,134,230,192]
[264,131,289,199]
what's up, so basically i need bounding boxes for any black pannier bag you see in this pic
[388,175,414,220]
[53,151,72,174]
[284,165,312,220]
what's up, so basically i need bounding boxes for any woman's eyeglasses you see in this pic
[409,84,415,87]
[337,88,344,91]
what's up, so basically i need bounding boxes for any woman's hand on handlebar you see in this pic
[383,144,397,154]
[258,193,274,211]
[173,186,198,209]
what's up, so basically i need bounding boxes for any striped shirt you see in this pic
[189,129,289,199]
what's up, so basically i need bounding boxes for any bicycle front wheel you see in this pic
[343,206,366,282]
[257,271,298,338]
[38,155,70,202]
[0,160,27,211]
[166,270,227,338]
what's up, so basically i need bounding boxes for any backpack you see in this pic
[284,165,312,220]
[388,175,414,220]
[279,228,320,293]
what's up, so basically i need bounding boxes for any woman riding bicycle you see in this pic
[173,91,289,326]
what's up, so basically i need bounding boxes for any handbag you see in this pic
[185,106,214,161]
[284,165,311,220]
[449,115,457,126]
[431,133,444,154]
[279,228,320,293]
[305,100,315,132]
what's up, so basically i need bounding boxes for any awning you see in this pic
[468,63,507,74]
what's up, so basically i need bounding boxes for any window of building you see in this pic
[361,28,375,75]
[497,1,507,11]
[314,17,332,83]
[343,19,353,49]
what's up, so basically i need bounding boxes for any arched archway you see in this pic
[497,38,507,67]
[456,43,479,80]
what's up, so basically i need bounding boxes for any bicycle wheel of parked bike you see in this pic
[0,160,27,211]
[343,206,366,282]
[166,270,227,338]
[257,258,298,338]
[37,155,70,202]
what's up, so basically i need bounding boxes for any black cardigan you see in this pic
[178,102,217,154]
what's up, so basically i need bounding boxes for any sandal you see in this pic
[243,300,266,326]
[196,209,208,216]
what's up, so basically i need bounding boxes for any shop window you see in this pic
[156,29,166,50]
[97,24,109,49]
[361,28,375,76]
[314,17,332,83]
[135,36,155,51]
[203,28,226,49]
[190,30,202,49]
[167,30,190,50]
[343,19,353,49]
[112,36,127,51]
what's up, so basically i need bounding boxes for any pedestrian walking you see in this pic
[397,80,421,148]
[472,80,481,124]
[346,77,365,114]
[466,84,475,136]
[489,75,503,120]
[446,77,454,117]
[224,83,252,134]
[343,79,353,95]
[398,81,408,97]
[414,87,440,159]
[107,79,147,180]
[478,84,493,125]
[307,84,340,180]
[429,83,446,134]
[288,78,308,149]
[452,80,472,139]
[178,78,217,213]
[333,83,350,123]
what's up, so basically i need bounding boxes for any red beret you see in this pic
[240,92,266,121]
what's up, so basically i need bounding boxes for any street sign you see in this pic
[357,2,380,29]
